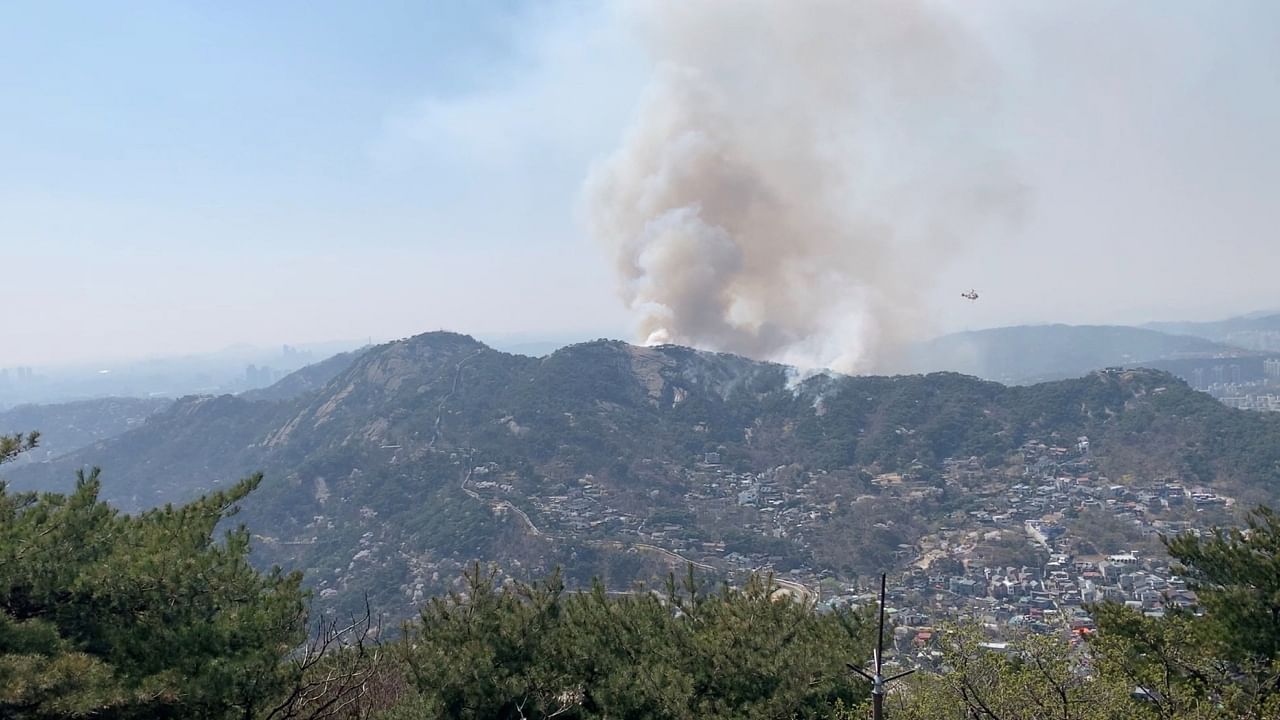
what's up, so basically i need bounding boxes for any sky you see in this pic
[1,1,1277,367]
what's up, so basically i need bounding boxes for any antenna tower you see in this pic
[848,574,914,720]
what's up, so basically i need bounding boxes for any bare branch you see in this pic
[264,594,385,720]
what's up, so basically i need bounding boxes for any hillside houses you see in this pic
[455,432,1235,647]
[884,436,1233,651]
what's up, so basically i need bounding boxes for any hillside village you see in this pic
[455,426,1237,648]
[867,439,1233,667]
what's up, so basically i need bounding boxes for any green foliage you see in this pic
[0,459,308,719]
[390,565,871,719]
[1089,605,1280,720]
[1164,506,1280,659]
[890,620,1131,712]
[0,432,39,466]
[1123,507,1280,716]
[1084,505,1280,719]
[889,623,1138,720]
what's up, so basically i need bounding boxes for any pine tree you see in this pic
[390,564,871,719]
[0,434,308,719]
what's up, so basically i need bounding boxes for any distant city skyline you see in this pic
[3,1,1279,366]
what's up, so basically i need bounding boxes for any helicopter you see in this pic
[961,289,979,301]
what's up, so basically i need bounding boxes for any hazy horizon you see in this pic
[4,1,1278,367]
[12,309,1280,377]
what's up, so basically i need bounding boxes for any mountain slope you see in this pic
[907,324,1247,383]
[240,348,370,403]
[10,332,1280,619]
[0,397,171,466]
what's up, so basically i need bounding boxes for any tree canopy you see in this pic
[388,566,872,720]
[0,433,308,720]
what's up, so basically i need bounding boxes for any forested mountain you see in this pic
[0,397,170,465]
[906,323,1248,383]
[10,331,1280,619]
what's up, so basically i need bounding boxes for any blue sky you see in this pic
[2,1,643,364]
[5,2,511,209]
[3,1,1278,366]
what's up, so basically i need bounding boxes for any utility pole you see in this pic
[848,574,914,720]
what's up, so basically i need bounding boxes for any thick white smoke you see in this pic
[586,0,1020,373]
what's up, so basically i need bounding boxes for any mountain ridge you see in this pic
[0,397,171,466]
[9,330,1280,619]
[1143,313,1280,352]
[907,323,1252,384]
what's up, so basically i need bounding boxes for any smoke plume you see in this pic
[586,0,1020,373]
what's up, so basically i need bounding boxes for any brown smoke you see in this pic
[586,0,1021,373]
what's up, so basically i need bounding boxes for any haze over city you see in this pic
[3,0,1278,367]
